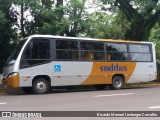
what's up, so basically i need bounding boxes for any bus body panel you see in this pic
[19,61,93,87]
[18,61,157,87]
[1,35,157,89]
[127,62,157,83]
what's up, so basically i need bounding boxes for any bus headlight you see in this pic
[7,72,18,78]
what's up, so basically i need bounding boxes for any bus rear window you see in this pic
[129,44,152,62]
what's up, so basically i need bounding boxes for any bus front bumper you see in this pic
[2,72,19,87]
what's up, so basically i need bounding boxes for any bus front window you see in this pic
[6,40,26,65]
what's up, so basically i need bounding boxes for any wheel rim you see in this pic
[114,78,122,88]
[36,81,47,92]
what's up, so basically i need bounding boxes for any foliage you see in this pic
[84,11,129,39]
[149,23,160,60]
[0,0,160,72]
[101,0,160,41]
[0,0,18,73]
[64,0,87,36]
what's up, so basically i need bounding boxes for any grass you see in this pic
[125,80,160,87]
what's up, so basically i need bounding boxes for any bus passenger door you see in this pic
[51,64,70,86]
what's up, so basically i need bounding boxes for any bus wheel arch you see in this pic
[32,75,51,94]
[109,74,125,90]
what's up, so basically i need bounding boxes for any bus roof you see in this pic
[26,34,154,44]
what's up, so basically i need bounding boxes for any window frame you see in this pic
[55,39,79,61]
[128,43,153,62]
[20,37,51,69]
[19,37,154,70]
[106,42,129,62]
[80,41,105,61]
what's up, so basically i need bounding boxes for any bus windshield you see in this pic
[6,40,26,65]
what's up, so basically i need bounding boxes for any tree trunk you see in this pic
[56,0,64,36]
[20,0,25,38]
[124,18,150,41]
[115,0,160,41]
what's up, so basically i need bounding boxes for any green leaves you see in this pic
[149,23,160,59]
[84,12,128,39]
[100,0,160,41]
[0,10,6,25]
[0,0,18,72]
[1,0,160,72]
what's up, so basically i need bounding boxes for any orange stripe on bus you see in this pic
[2,73,19,87]
[81,62,136,85]
[100,39,141,43]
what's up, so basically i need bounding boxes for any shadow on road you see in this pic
[0,84,159,96]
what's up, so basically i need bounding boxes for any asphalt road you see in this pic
[0,86,160,120]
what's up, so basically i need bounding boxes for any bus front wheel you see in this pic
[110,76,124,90]
[32,78,50,94]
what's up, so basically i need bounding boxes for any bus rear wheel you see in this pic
[110,76,124,90]
[32,78,50,94]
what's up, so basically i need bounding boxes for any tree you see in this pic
[0,0,18,73]
[101,0,160,41]
[64,0,87,37]
[149,23,160,59]
[21,0,87,37]
[84,12,129,39]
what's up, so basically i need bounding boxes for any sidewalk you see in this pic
[0,84,24,94]
[0,84,6,94]
[0,74,5,94]
[0,74,24,94]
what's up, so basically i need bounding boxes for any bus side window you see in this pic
[56,40,78,60]
[20,39,50,68]
[106,43,128,61]
[84,52,94,60]
[80,41,104,61]
[107,54,111,61]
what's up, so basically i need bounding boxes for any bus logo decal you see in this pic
[54,65,61,72]
[100,64,127,72]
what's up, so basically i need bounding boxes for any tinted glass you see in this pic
[129,44,152,62]
[21,39,50,67]
[107,43,127,52]
[7,40,26,65]
[56,40,78,60]
[80,41,104,60]
[80,42,92,50]
[56,40,78,50]
[106,43,128,61]
[129,44,150,53]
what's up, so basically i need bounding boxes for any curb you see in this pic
[0,84,7,94]
[0,85,24,95]
[0,92,7,95]
[125,82,160,87]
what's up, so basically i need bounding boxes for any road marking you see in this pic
[0,102,7,105]
[148,106,160,109]
[94,93,134,98]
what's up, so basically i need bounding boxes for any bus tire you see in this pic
[32,78,50,94]
[21,87,33,94]
[110,76,124,90]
